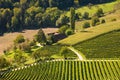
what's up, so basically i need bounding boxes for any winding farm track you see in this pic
[68,46,86,60]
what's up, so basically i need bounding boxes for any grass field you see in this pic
[74,30,120,58]
[66,0,120,17]
[1,60,120,80]
[58,20,120,45]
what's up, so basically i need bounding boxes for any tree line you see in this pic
[0,0,115,35]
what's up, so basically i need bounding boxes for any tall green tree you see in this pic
[70,7,75,31]
[34,29,46,44]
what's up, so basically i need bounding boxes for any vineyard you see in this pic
[1,60,120,80]
[74,30,120,58]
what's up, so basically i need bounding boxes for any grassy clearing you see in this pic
[57,20,120,45]
[66,0,119,17]
[75,9,120,31]
[74,30,120,58]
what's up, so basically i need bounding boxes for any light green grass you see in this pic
[66,0,119,17]
[57,20,120,45]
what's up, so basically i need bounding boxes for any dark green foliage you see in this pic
[56,15,69,27]
[82,12,89,19]
[14,34,25,44]
[95,8,104,17]
[75,12,82,20]
[0,56,10,69]
[78,0,115,6]
[101,19,106,24]
[83,22,90,28]
[14,50,26,64]
[19,42,31,52]
[34,29,46,44]
[91,16,100,26]
[49,0,74,9]
[58,25,69,34]
[111,18,117,22]
[70,7,75,31]
[65,28,74,36]
[60,46,68,59]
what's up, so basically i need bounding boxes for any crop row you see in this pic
[1,60,120,80]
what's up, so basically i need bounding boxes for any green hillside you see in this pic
[74,30,120,58]
[1,60,120,80]
[57,20,120,45]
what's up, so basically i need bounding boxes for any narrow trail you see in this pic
[68,46,86,60]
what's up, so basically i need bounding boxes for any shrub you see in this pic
[111,18,116,22]
[0,56,10,69]
[83,22,90,28]
[101,19,106,24]
[34,29,46,44]
[65,28,74,36]
[91,16,100,26]
[19,42,31,52]
[58,25,69,34]
[82,12,89,19]
[75,12,81,20]
[59,46,68,59]
[56,15,69,27]
[95,8,104,17]
[14,34,25,44]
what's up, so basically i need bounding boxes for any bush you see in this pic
[75,12,81,20]
[111,18,116,22]
[83,22,90,28]
[82,12,89,19]
[19,42,31,52]
[0,56,10,69]
[56,15,69,27]
[95,8,104,17]
[58,25,69,34]
[91,16,100,26]
[101,19,106,24]
[65,28,74,36]
[14,34,25,44]
[59,46,68,59]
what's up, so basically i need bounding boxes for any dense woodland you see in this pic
[0,0,115,35]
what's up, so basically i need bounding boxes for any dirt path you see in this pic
[68,46,86,60]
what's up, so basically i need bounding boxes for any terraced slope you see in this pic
[58,20,120,45]
[74,30,120,58]
[1,60,120,80]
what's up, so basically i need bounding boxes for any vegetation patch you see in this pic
[74,30,120,58]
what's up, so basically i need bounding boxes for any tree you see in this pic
[58,25,69,34]
[14,34,25,44]
[60,46,68,59]
[34,29,46,44]
[70,7,75,31]
[82,12,89,19]
[83,22,90,28]
[0,56,10,69]
[91,16,100,26]
[14,50,26,64]
[95,8,104,17]
[56,15,69,27]
[65,28,74,36]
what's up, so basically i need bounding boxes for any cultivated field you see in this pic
[74,30,120,58]
[0,28,58,54]
[1,60,120,80]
